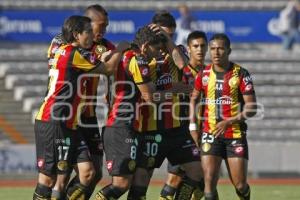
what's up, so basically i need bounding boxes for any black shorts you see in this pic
[34,120,91,176]
[103,126,137,176]
[136,126,200,169]
[200,132,249,160]
[78,117,103,155]
[167,162,185,177]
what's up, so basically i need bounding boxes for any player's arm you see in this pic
[97,41,130,75]
[213,94,257,138]
[189,72,204,147]
[189,88,202,147]
[148,24,188,69]
[88,41,130,75]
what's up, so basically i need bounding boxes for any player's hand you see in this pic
[100,50,112,62]
[148,23,172,41]
[190,130,200,148]
[116,41,131,52]
[213,120,231,138]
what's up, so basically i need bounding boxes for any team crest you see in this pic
[128,160,136,171]
[57,160,68,171]
[229,76,240,88]
[147,157,155,168]
[202,75,209,86]
[202,143,211,153]
[94,45,107,58]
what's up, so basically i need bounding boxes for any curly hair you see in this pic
[133,25,167,48]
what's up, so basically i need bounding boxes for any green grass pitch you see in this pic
[0,184,300,200]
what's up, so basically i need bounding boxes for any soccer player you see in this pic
[127,11,203,200]
[33,15,98,200]
[66,5,116,200]
[47,5,117,200]
[33,15,126,200]
[95,25,185,200]
[190,33,257,200]
[160,30,208,200]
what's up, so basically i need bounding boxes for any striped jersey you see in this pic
[47,34,115,119]
[182,64,203,85]
[194,62,255,139]
[106,50,152,127]
[134,54,186,132]
[82,39,116,118]
[36,44,100,129]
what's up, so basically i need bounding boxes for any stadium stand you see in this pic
[0,0,288,10]
[1,44,300,144]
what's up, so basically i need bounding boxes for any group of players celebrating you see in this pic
[33,4,257,200]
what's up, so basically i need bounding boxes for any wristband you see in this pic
[189,123,197,131]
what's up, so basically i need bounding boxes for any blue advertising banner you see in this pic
[0,9,282,43]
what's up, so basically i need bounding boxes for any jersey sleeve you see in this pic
[194,71,203,91]
[71,48,99,72]
[128,56,151,85]
[239,68,255,95]
[47,33,66,66]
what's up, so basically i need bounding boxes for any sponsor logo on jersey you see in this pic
[156,73,172,87]
[202,96,232,105]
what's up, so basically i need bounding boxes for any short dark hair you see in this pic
[152,10,176,28]
[187,31,207,45]
[209,33,231,49]
[85,4,108,16]
[62,15,91,43]
[133,25,167,48]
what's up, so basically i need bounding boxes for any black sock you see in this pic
[204,190,219,200]
[33,183,52,200]
[51,189,66,200]
[174,177,198,200]
[67,175,100,200]
[66,183,87,200]
[127,185,148,200]
[160,184,177,199]
[95,184,126,200]
[236,184,250,200]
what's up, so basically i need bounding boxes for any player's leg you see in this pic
[164,127,202,200]
[200,133,224,200]
[225,137,250,200]
[201,155,221,200]
[33,121,60,199]
[67,121,103,199]
[66,130,95,200]
[127,167,153,200]
[51,173,70,200]
[95,127,137,200]
[160,163,184,200]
